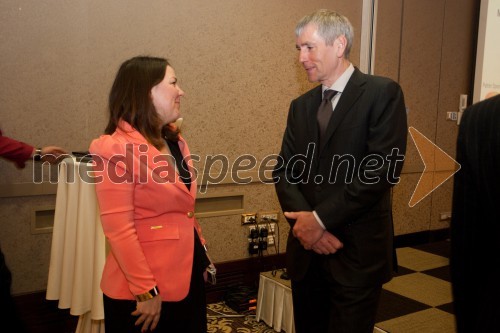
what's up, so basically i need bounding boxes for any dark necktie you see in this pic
[317,89,338,139]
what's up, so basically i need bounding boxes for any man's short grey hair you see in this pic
[295,9,354,59]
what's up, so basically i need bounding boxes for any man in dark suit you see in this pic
[273,9,407,333]
[451,94,500,333]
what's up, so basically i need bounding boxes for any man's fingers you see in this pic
[284,211,299,219]
[315,245,335,254]
[332,238,343,249]
[310,232,344,254]
[322,232,344,250]
[312,245,326,254]
[327,237,343,250]
[313,242,335,255]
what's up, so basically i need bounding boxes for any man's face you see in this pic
[296,24,339,87]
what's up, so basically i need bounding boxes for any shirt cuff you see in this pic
[312,211,326,230]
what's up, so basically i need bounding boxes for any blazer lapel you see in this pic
[319,69,366,154]
[115,121,194,198]
[146,139,194,198]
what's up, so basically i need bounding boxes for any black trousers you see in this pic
[291,255,381,333]
[103,232,209,333]
[0,246,28,332]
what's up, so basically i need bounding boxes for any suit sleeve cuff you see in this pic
[312,211,326,230]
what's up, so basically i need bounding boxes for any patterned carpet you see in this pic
[207,302,273,333]
[208,240,454,333]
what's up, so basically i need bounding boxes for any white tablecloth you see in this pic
[46,157,106,333]
[256,271,295,333]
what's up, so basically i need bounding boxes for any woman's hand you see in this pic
[131,295,162,332]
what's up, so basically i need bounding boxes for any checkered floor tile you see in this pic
[375,240,456,333]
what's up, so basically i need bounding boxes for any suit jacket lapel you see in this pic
[306,86,322,157]
[319,69,366,154]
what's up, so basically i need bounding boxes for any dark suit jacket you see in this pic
[451,94,500,333]
[273,68,407,287]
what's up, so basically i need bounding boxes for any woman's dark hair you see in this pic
[105,56,179,149]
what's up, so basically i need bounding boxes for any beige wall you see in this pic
[0,0,363,294]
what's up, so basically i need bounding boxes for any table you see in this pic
[256,270,295,333]
[46,157,106,333]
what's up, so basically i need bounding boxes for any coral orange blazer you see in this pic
[89,121,204,301]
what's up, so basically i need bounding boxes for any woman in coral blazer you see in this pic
[90,56,211,333]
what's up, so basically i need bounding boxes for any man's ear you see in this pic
[336,35,347,57]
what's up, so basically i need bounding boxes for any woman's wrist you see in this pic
[135,286,160,302]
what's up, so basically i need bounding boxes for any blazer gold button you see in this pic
[187,211,194,218]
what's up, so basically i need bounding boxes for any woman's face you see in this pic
[151,65,185,125]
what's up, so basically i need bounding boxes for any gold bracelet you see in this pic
[135,286,160,302]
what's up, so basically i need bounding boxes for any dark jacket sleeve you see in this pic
[273,101,313,227]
